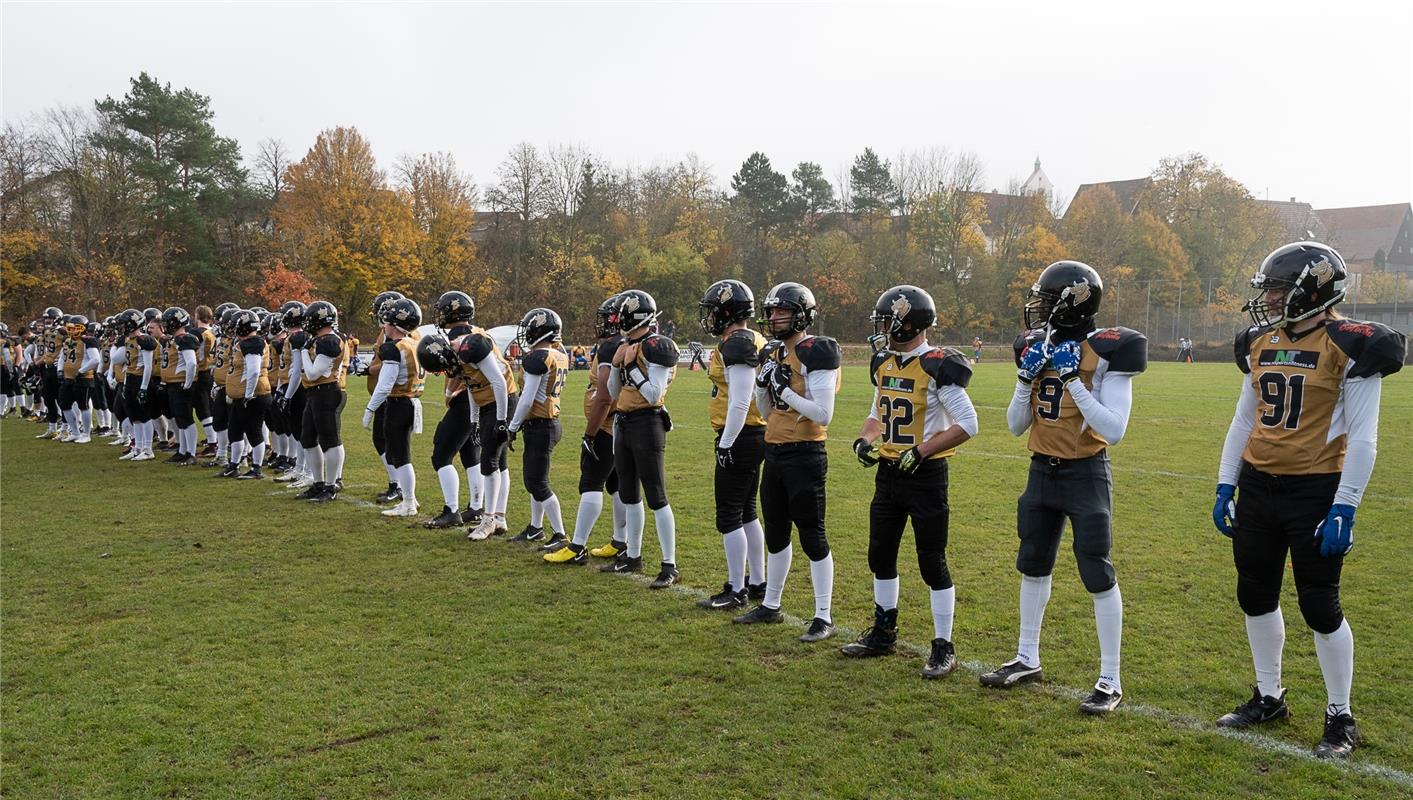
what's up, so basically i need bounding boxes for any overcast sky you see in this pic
[4,1,1410,210]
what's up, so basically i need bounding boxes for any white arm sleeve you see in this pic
[1007,380,1033,436]
[939,384,979,438]
[180,350,197,389]
[1217,378,1259,485]
[242,353,263,399]
[305,354,334,381]
[1066,371,1134,445]
[284,350,303,400]
[1336,376,1382,507]
[638,363,673,406]
[718,364,756,448]
[367,359,398,411]
[139,350,154,390]
[510,371,543,429]
[79,346,102,374]
[55,348,67,373]
[781,368,837,426]
[607,366,623,399]
[475,355,508,419]
[753,383,773,421]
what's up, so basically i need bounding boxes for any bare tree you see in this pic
[545,143,588,217]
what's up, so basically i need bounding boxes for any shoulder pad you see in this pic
[315,334,343,358]
[176,333,200,351]
[447,323,473,339]
[595,337,623,367]
[458,332,495,364]
[82,336,99,349]
[287,331,309,350]
[522,349,550,375]
[1088,327,1148,374]
[137,335,158,351]
[377,341,401,361]
[1327,319,1407,379]
[1014,331,1044,367]
[922,347,974,388]
[796,336,841,371]
[641,335,679,367]
[240,337,267,356]
[1233,325,1270,375]
[868,350,890,386]
[718,331,760,368]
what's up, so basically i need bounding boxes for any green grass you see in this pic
[3,361,1411,799]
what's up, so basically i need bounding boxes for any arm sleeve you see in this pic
[55,349,67,372]
[242,353,263,399]
[718,363,757,448]
[367,359,399,411]
[1066,370,1134,444]
[139,350,154,390]
[1007,380,1033,436]
[305,354,335,380]
[753,382,773,421]
[284,350,303,400]
[781,368,837,426]
[938,384,979,438]
[476,355,508,419]
[1217,378,1259,485]
[638,363,673,406]
[80,346,102,373]
[607,366,623,399]
[1335,376,1382,507]
[510,372,543,429]
[181,350,198,388]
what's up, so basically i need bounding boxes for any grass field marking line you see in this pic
[608,570,1413,789]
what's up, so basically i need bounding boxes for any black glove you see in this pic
[137,389,149,405]
[468,423,481,448]
[715,444,733,469]
[274,394,289,414]
[898,446,924,474]
[582,435,597,462]
[767,361,793,399]
[853,438,879,467]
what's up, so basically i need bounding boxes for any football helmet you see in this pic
[143,307,161,324]
[614,290,658,333]
[434,291,475,327]
[1024,261,1103,333]
[871,285,936,346]
[370,290,404,321]
[1243,241,1347,328]
[114,309,145,336]
[161,307,191,335]
[42,307,63,328]
[517,308,562,348]
[279,300,307,329]
[305,300,338,332]
[230,310,261,338]
[699,280,755,336]
[760,282,818,337]
[379,297,422,331]
[594,294,621,338]
[416,332,459,375]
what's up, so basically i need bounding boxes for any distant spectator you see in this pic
[1178,337,1194,364]
[662,318,677,341]
[571,344,589,370]
[972,336,983,364]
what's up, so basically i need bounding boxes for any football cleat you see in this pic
[175,455,198,467]
[57,431,74,442]
[1313,709,1358,759]
[197,443,217,457]
[539,533,567,552]
[509,525,544,544]
[921,638,957,679]
[236,466,263,480]
[1079,681,1123,715]
[747,582,766,601]
[543,543,587,565]
[165,452,185,463]
[697,583,747,611]
[308,483,339,503]
[295,482,326,500]
[732,604,783,625]
[375,482,402,504]
[288,474,315,490]
[649,562,679,589]
[491,515,509,536]
[274,469,303,483]
[798,618,835,643]
[214,463,239,478]
[466,517,497,541]
[382,500,420,517]
[599,554,642,574]
[840,605,898,657]
[1216,687,1290,729]
[460,506,483,526]
[424,506,463,529]
[130,451,154,462]
[589,540,626,558]
[118,449,138,461]
[73,434,91,444]
[979,658,1043,688]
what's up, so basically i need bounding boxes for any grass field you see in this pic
[3,359,1411,799]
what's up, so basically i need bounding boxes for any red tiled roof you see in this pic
[1313,203,1412,263]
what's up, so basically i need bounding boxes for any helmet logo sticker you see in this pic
[718,284,733,303]
[530,311,546,327]
[622,295,640,313]
[1063,281,1091,305]
[890,294,911,318]
[1309,258,1335,287]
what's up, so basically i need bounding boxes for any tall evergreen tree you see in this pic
[849,147,897,214]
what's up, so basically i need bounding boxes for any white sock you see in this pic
[481,471,500,518]
[251,442,265,467]
[1093,584,1123,691]
[496,468,510,514]
[931,586,956,641]
[874,577,900,611]
[743,518,766,586]
[531,498,544,528]
[764,547,792,610]
[185,427,198,455]
[809,553,833,623]
[395,463,416,506]
[437,465,460,509]
[543,494,564,535]
[624,502,645,558]
[217,430,229,459]
[1245,608,1285,699]
[230,439,246,465]
[723,528,747,593]
[324,445,345,482]
[306,446,324,482]
[1314,619,1354,715]
[381,453,396,483]
[1018,574,1052,668]
[611,492,626,541]
[201,418,214,443]
[654,505,676,564]
[466,468,483,510]
[571,491,603,547]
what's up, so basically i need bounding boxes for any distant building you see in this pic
[1020,157,1053,199]
[1064,177,1152,218]
[1252,198,1329,242]
[1312,203,1413,273]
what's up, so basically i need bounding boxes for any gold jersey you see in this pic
[196,327,217,372]
[521,345,569,419]
[302,332,347,390]
[222,336,243,394]
[235,336,273,397]
[583,336,623,435]
[708,328,767,431]
[762,335,841,445]
[1014,327,1147,460]
[1237,319,1405,475]
[383,334,426,399]
[870,345,973,460]
[614,333,678,413]
[61,336,87,379]
[161,334,199,384]
[455,327,517,407]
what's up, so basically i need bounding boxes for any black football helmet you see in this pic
[84,318,103,338]
[1243,241,1347,328]
[594,294,621,338]
[517,308,562,348]
[280,300,307,329]
[370,290,404,321]
[161,306,191,335]
[305,300,338,332]
[114,309,144,336]
[143,307,161,324]
[63,314,88,337]
[416,332,459,375]
[434,291,475,328]
[614,290,658,333]
[379,297,422,331]
[261,311,285,338]
[214,302,239,321]
[871,285,937,346]
[760,282,818,337]
[230,310,261,338]
[699,280,755,336]
[217,307,242,335]
[1024,261,1103,333]
[42,307,63,328]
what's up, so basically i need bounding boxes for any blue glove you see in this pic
[1051,340,1083,384]
[1315,504,1356,557]
[1212,483,1237,537]
[1017,342,1052,383]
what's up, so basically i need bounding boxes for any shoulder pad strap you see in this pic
[1327,319,1407,379]
[1088,327,1148,374]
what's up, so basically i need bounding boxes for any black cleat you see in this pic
[175,455,198,467]
[460,506,483,526]
[732,604,783,625]
[236,466,264,480]
[980,658,1043,688]
[798,617,835,643]
[295,482,326,500]
[921,638,957,679]
[840,605,898,657]
[309,483,339,503]
[509,525,544,544]
[164,452,185,463]
[1216,687,1290,729]
[698,583,748,610]
[214,463,239,479]
[424,506,463,529]
[649,562,679,589]
[539,533,567,552]
[375,482,402,504]
[747,581,766,601]
[1079,682,1123,715]
[599,554,642,574]
[1313,709,1358,759]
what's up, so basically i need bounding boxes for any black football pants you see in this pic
[1015,451,1116,593]
[760,441,829,560]
[870,457,952,590]
[521,418,562,502]
[713,424,764,534]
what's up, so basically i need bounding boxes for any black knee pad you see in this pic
[1236,578,1281,618]
[919,554,953,591]
[1076,554,1116,594]
[800,531,830,562]
[1296,585,1344,635]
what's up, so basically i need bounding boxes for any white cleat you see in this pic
[288,474,314,490]
[273,470,303,483]
[467,517,496,541]
[381,500,420,518]
[119,449,138,461]
[491,515,509,536]
[131,450,154,462]
[74,435,92,444]
[57,431,74,442]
